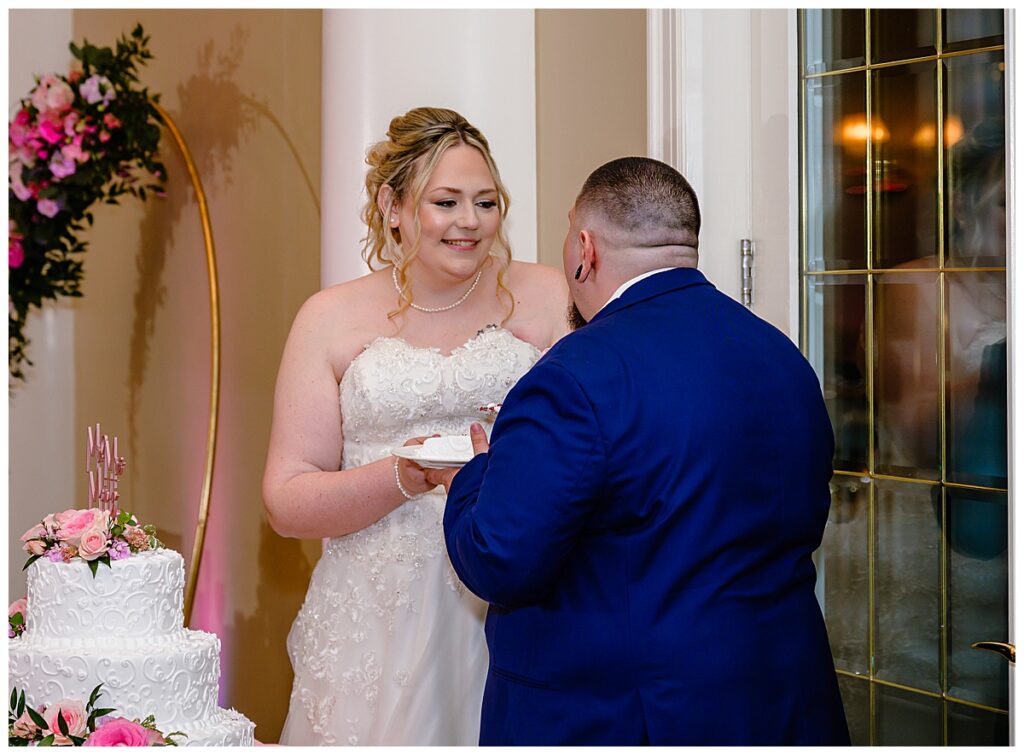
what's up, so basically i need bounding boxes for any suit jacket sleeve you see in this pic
[443,359,606,608]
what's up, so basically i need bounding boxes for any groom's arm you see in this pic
[443,360,605,608]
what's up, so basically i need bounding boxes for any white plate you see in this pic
[392,444,472,469]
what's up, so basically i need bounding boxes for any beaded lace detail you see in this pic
[280,326,540,746]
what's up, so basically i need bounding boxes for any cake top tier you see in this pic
[24,548,185,641]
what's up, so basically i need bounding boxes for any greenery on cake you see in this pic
[19,509,163,578]
[8,684,183,746]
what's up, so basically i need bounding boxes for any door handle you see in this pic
[970,641,1015,664]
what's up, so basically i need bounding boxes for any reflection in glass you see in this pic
[871,9,936,64]
[948,488,1008,709]
[944,52,1006,268]
[805,74,867,272]
[943,9,1004,53]
[837,675,869,746]
[876,683,942,745]
[874,480,940,692]
[872,63,938,269]
[874,273,940,479]
[947,271,1007,488]
[807,276,867,470]
[801,9,866,74]
[816,475,869,673]
[948,702,1009,746]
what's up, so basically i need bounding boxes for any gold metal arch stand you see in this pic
[152,102,220,626]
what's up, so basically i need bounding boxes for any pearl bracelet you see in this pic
[394,458,416,500]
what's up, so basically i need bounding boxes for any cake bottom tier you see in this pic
[176,707,255,747]
[8,629,250,738]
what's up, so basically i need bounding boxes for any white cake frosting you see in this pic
[9,548,254,746]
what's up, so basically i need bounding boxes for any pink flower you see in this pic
[25,540,47,556]
[38,119,64,145]
[77,526,109,561]
[43,699,87,745]
[9,597,27,618]
[62,111,80,136]
[9,162,32,201]
[10,710,40,739]
[79,75,115,106]
[36,198,60,218]
[124,526,150,551]
[99,130,111,143]
[56,509,96,545]
[49,149,77,180]
[62,138,89,164]
[19,523,46,543]
[83,717,151,747]
[9,108,34,147]
[31,74,75,114]
[103,112,121,129]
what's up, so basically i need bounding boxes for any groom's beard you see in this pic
[567,302,588,331]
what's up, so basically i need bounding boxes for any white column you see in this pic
[321,10,538,288]
[8,9,77,602]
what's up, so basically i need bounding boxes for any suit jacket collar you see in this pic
[588,267,712,325]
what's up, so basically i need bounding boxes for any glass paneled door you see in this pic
[799,9,1009,746]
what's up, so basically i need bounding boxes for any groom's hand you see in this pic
[422,422,489,493]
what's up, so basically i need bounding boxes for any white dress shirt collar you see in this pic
[596,267,676,315]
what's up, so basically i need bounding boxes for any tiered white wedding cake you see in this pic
[8,548,254,746]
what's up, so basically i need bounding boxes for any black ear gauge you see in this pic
[574,264,583,280]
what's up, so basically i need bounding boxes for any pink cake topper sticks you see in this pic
[87,423,125,512]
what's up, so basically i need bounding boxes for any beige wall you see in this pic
[69,10,322,741]
[535,10,648,270]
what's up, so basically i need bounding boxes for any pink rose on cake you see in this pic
[83,717,152,746]
[10,709,41,739]
[43,699,88,745]
[57,508,109,547]
[78,526,110,561]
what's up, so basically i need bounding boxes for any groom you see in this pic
[424,157,850,745]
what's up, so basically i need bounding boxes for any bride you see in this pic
[263,107,568,745]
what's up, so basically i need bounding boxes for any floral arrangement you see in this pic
[9,684,182,746]
[9,24,166,381]
[20,509,163,578]
[8,599,27,639]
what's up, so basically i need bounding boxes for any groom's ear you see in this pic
[577,230,597,281]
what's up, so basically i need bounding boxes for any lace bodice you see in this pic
[339,325,541,470]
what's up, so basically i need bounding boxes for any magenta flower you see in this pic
[9,108,33,147]
[102,112,121,129]
[37,198,60,218]
[9,238,25,269]
[38,119,64,145]
[83,717,151,747]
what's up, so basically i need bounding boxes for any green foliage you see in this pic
[9,24,166,381]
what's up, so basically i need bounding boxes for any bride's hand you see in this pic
[396,435,440,497]
[421,423,490,493]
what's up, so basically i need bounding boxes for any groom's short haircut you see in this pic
[576,157,701,247]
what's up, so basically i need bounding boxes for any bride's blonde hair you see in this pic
[361,107,515,322]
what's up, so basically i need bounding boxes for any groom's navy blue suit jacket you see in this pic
[444,267,850,745]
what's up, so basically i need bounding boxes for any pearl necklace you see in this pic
[392,266,483,313]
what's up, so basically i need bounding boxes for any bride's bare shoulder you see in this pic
[506,260,568,302]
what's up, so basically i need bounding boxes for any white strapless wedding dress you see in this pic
[279,326,540,746]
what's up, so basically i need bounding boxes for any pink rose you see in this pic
[31,74,75,114]
[10,710,40,739]
[78,526,109,561]
[9,597,27,618]
[9,237,25,269]
[83,717,151,747]
[19,523,46,543]
[36,198,60,218]
[56,509,99,545]
[9,108,33,147]
[62,111,79,136]
[25,539,47,556]
[43,699,87,745]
